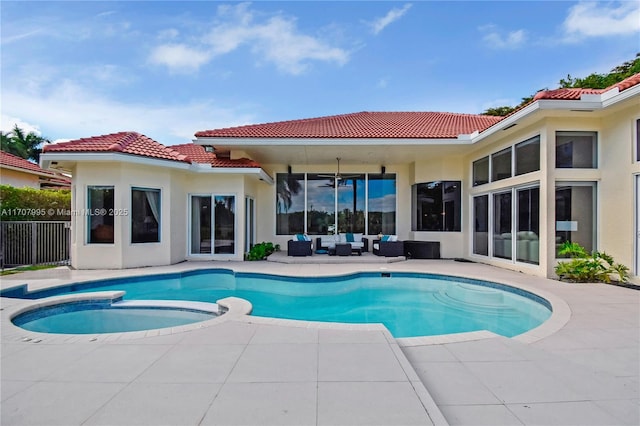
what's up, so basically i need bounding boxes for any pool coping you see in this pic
[0,265,570,346]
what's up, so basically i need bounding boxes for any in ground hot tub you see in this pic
[11,292,221,334]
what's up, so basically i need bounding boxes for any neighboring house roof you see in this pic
[43,132,191,163]
[172,144,261,168]
[195,111,504,139]
[43,132,262,168]
[1,150,71,187]
[1,150,55,176]
[533,72,640,101]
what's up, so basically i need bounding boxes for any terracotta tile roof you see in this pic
[1,150,53,175]
[43,132,191,163]
[533,72,640,101]
[172,144,261,168]
[195,111,503,139]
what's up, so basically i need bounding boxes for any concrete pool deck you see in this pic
[1,260,638,425]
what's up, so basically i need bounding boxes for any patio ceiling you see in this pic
[199,142,472,166]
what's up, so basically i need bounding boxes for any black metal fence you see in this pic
[0,221,71,268]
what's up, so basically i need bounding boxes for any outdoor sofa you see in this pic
[316,233,369,253]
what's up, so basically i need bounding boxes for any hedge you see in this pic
[0,185,71,221]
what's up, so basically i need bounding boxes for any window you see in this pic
[493,191,512,259]
[337,175,365,233]
[516,187,539,264]
[473,195,489,255]
[276,173,305,235]
[306,173,336,235]
[367,173,396,235]
[556,131,597,168]
[636,119,640,162]
[191,196,211,254]
[473,157,489,186]
[515,136,540,175]
[555,183,596,256]
[214,196,235,254]
[131,188,160,243]
[412,181,461,231]
[87,186,114,244]
[275,172,396,235]
[491,148,512,182]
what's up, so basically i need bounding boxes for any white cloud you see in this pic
[149,3,349,75]
[368,3,412,35]
[1,29,45,45]
[480,25,526,49]
[563,1,640,39]
[148,44,213,74]
[1,115,43,135]
[1,81,256,145]
[157,28,179,40]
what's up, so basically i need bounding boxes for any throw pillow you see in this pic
[381,235,390,242]
[296,234,305,241]
[346,233,354,242]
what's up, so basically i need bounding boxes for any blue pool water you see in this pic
[13,301,216,334]
[4,270,552,338]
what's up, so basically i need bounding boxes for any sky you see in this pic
[1,1,639,146]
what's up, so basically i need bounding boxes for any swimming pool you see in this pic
[3,269,552,338]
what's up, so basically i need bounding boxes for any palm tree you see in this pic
[3,125,50,162]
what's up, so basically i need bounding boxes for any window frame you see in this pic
[87,185,115,245]
[515,136,540,176]
[411,180,461,232]
[555,131,598,169]
[131,187,161,244]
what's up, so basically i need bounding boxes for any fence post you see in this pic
[31,222,37,265]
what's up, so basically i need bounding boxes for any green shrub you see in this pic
[555,242,629,283]
[0,185,71,221]
[247,242,277,261]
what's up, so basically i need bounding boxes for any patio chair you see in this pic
[287,239,313,256]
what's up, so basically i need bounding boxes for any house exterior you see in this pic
[1,150,70,189]
[41,74,640,280]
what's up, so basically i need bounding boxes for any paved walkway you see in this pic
[1,260,638,425]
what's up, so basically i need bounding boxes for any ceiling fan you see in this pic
[318,157,360,183]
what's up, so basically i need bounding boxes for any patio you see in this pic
[1,260,638,425]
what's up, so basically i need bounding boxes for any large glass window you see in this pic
[491,148,512,182]
[555,183,596,256]
[214,196,235,254]
[307,173,336,235]
[276,173,304,235]
[412,181,461,231]
[493,191,512,259]
[87,186,114,244]
[515,136,540,175]
[276,172,396,235]
[473,195,489,256]
[131,188,160,243]
[556,131,597,168]
[516,187,539,264]
[473,157,489,186]
[337,175,365,233]
[368,173,396,235]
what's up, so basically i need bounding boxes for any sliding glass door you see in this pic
[474,185,539,264]
[190,194,236,255]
